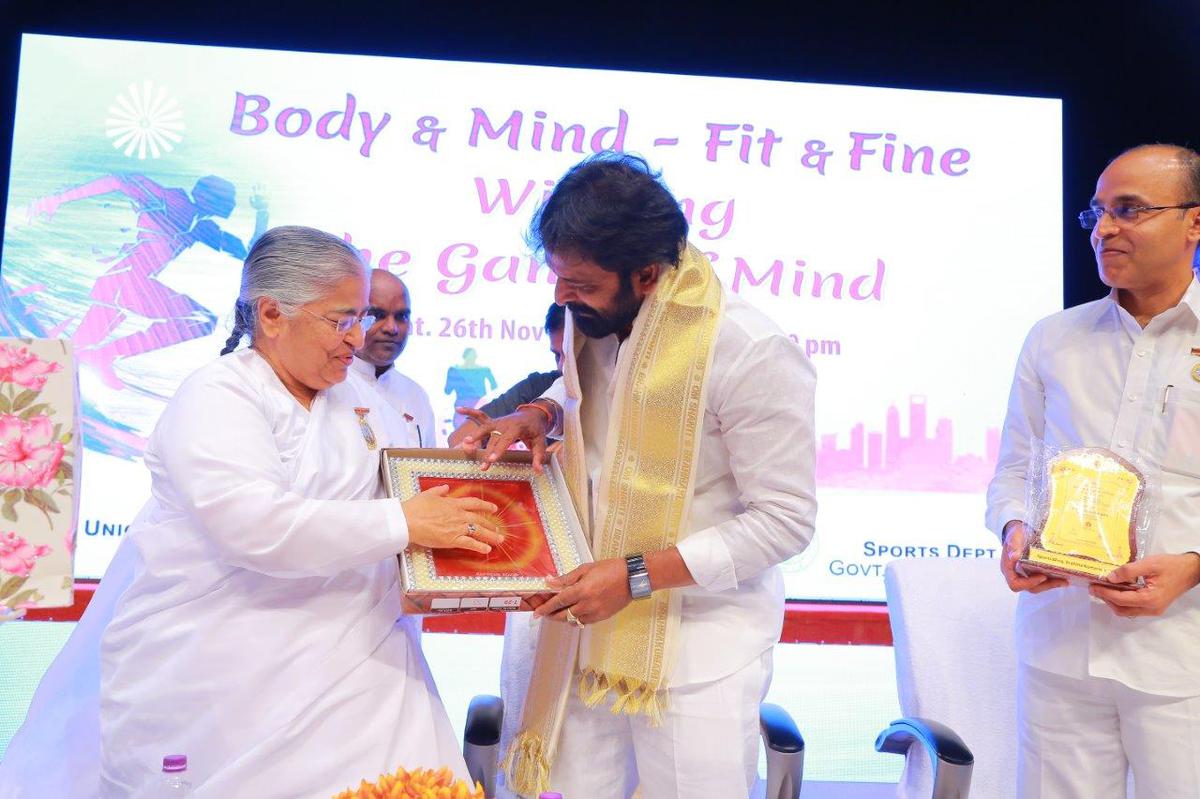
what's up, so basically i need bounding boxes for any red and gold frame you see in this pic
[381,448,591,613]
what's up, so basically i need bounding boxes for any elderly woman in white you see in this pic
[0,226,501,798]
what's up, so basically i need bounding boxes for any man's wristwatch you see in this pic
[625,553,652,600]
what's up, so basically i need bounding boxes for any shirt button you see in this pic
[1118,440,1129,448]
[1136,350,1147,358]
[1128,394,1138,402]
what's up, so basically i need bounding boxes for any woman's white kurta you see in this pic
[0,348,465,798]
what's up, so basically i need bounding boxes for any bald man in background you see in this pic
[352,269,437,446]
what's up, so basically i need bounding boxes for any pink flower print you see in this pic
[0,414,66,489]
[0,531,51,577]
[0,344,62,391]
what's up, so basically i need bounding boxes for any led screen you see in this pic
[0,34,1063,598]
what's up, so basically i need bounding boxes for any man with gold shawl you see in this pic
[462,153,817,798]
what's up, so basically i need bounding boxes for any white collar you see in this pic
[350,355,389,381]
[1104,274,1200,333]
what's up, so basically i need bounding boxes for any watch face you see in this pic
[630,571,653,599]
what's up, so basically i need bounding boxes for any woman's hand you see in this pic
[401,484,504,554]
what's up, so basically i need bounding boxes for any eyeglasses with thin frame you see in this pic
[1078,202,1200,230]
[299,307,377,335]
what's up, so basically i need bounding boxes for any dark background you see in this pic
[0,0,1197,308]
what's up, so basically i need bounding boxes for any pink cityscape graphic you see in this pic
[816,396,1000,492]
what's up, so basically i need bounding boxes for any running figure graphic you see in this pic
[26,174,268,388]
[444,347,497,427]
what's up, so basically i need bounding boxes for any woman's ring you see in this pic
[466,523,477,535]
[565,608,584,627]
[489,430,503,438]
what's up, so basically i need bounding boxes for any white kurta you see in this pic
[0,349,465,799]
[986,281,1200,797]
[544,290,818,684]
[351,356,438,447]
[986,279,1200,695]
[499,291,817,798]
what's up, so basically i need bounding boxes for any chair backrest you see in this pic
[885,558,1017,799]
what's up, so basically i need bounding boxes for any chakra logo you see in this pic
[104,80,185,160]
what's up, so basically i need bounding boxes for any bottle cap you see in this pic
[162,755,187,773]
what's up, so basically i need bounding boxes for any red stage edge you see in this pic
[22,585,894,646]
[20,582,98,622]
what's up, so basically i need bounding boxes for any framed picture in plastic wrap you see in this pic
[1018,446,1152,589]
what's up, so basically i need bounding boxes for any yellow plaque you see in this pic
[1020,447,1144,585]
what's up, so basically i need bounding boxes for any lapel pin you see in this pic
[354,407,378,450]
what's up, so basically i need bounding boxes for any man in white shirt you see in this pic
[353,269,437,446]
[465,153,817,799]
[987,144,1200,798]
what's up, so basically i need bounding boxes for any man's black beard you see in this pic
[567,277,642,339]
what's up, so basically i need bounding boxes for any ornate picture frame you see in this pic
[381,448,590,613]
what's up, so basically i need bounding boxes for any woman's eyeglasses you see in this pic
[300,308,377,335]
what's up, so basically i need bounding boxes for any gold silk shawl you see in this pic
[505,243,725,797]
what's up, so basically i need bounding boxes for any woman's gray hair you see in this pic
[220,225,366,355]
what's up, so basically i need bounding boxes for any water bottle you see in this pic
[160,754,191,796]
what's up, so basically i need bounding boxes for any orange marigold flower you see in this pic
[333,765,484,799]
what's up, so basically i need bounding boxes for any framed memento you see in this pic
[381,448,591,613]
[1019,447,1145,588]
